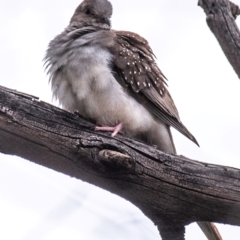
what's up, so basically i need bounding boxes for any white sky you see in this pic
[0,0,240,239]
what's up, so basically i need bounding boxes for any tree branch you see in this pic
[198,0,240,78]
[0,85,240,239]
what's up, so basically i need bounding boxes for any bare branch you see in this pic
[198,0,240,78]
[0,85,240,239]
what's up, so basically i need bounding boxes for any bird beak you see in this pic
[101,17,111,27]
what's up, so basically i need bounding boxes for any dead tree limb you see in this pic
[0,85,240,240]
[198,0,240,78]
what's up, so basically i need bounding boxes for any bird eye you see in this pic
[84,9,91,15]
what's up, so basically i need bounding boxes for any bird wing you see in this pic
[110,30,199,146]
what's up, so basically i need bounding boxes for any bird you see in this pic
[44,0,222,240]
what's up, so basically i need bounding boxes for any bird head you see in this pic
[70,0,112,29]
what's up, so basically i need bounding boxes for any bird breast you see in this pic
[48,35,156,134]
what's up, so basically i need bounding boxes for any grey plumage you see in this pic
[45,0,198,155]
[44,1,222,240]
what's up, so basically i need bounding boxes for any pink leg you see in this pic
[95,123,123,137]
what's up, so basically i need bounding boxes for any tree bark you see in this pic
[0,85,240,239]
[198,0,240,78]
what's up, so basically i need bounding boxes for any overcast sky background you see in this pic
[0,0,240,239]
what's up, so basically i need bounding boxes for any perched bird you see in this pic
[45,0,198,154]
[44,0,222,239]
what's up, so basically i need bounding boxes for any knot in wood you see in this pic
[99,150,135,170]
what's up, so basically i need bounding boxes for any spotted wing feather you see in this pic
[111,30,199,146]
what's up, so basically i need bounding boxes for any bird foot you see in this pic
[95,123,123,137]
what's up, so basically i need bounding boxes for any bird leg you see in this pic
[95,123,123,137]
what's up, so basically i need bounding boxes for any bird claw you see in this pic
[95,123,123,137]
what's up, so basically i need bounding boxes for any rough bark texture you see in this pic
[0,85,240,239]
[198,0,240,78]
